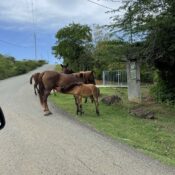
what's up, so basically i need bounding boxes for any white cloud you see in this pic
[0,0,123,31]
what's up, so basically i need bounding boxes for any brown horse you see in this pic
[0,107,6,130]
[38,71,84,115]
[56,83,100,116]
[30,72,40,95]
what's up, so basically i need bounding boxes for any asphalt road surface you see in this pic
[0,64,175,175]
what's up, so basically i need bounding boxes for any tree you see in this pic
[93,39,126,79]
[52,23,92,71]
[109,0,175,103]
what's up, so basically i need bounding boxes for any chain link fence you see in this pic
[102,70,127,87]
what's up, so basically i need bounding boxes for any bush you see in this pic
[0,54,46,79]
[151,74,175,105]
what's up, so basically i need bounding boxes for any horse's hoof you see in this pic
[44,111,52,116]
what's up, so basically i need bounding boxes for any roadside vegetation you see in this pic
[0,54,46,80]
[50,87,175,166]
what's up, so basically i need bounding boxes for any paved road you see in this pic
[0,64,175,175]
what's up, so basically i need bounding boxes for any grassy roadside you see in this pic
[49,87,175,166]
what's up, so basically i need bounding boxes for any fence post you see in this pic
[127,60,141,103]
[102,71,105,85]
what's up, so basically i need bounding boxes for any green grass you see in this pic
[50,87,175,166]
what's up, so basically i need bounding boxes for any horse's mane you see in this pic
[60,82,83,93]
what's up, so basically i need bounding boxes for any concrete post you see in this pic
[127,60,141,103]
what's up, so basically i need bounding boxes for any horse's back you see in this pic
[41,71,60,89]
[81,84,98,97]
[41,71,83,89]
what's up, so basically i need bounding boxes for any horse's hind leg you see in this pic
[94,96,100,116]
[43,90,52,116]
[34,83,37,95]
[38,89,44,108]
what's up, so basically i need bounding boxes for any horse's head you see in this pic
[61,64,74,74]
[79,71,96,84]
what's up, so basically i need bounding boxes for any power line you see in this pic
[87,0,115,10]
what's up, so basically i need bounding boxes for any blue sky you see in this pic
[0,0,122,64]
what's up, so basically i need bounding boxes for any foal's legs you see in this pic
[78,96,83,115]
[84,96,94,103]
[74,95,80,115]
[93,95,100,116]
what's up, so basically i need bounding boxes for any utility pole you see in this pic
[34,32,37,60]
[31,0,37,60]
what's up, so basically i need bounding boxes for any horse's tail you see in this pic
[38,72,45,105]
[93,86,100,99]
[0,107,6,130]
[61,82,82,93]
[30,75,33,84]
